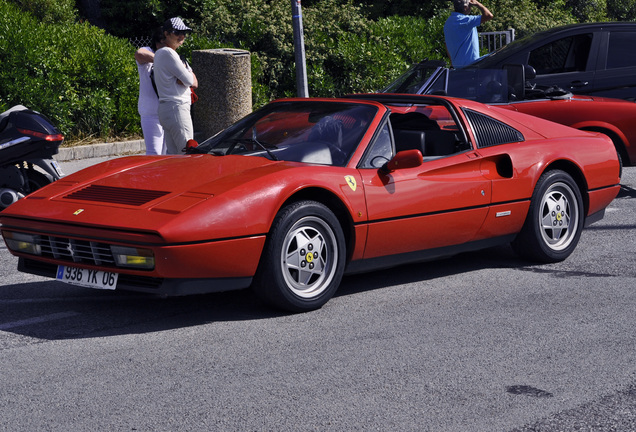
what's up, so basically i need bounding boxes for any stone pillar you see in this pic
[191,49,252,141]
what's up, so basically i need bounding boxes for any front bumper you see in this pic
[20,258,253,296]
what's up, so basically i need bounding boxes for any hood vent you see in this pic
[64,185,169,206]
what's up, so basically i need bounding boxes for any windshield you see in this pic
[381,61,518,103]
[427,68,512,103]
[194,101,377,166]
[380,60,446,94]
[382,58,570,103]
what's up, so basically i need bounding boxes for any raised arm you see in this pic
[470,0,493,23]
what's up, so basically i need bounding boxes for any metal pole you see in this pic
[291,0,309,97]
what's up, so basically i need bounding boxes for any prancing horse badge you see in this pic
[344,175,357,192]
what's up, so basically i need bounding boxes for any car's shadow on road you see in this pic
[336,244,527,298]
[0,244,529,341]
[618,184,636,198]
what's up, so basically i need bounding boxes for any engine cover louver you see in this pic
[64,185,169,206]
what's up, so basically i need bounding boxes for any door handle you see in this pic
[570,80,589,88]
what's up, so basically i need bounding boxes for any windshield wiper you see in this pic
[250,127,278,161]
[225,129,278,160]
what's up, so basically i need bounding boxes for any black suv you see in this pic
[472,22,636,100]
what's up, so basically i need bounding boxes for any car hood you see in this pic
[1,154,300,241]
[82,153,273,184]
[44,154,281,198]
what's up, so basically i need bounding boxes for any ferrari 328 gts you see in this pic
[0,94,621,312]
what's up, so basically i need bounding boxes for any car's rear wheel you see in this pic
[252,200,345,312]
[512,170,584,263]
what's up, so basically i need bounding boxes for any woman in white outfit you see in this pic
[154,17,198,155]
[134,27,166,155]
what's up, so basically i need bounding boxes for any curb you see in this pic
[55,140,146,162]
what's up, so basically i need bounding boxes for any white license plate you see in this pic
[56,265,118,290]
[51,160,64,177]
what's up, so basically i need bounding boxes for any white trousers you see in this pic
[140,114,165,155]
[158,101,193,155]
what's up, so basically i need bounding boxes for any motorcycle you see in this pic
[0,105,65,209]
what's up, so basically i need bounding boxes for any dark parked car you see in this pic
[472,22,636,100]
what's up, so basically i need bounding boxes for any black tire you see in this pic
[252,200,346,312]
[25,169,53,193]
[512,170,584,263]
[616,149,623,179]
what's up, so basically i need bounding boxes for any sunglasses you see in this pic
[171,30,189,37]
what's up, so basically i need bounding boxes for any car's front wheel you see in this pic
[512,170,584,263]
[253,200,346,312]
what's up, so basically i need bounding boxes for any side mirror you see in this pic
[185,139,200,154]
[503,63,526,100]
[524,64,537,80]
[382,149,423,173]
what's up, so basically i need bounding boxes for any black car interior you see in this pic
[390,112,464,157]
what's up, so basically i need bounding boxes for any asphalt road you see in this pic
[0,157,635,431]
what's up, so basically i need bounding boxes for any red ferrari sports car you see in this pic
[0,94,621,312]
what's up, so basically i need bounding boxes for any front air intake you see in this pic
[64,185,169,206]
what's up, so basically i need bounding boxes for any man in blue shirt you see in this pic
[444,0,494,68]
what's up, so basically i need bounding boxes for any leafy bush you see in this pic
[568,0,608,22]
[480,0,577,37]
[99,0,207,38]
[193,0,450,105]
[606,0,636,20]
[360,0,448,18]
[367,14,449,85]
[6,0,76,23]
[0,0,139,140]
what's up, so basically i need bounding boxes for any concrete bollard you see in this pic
[191,48,252,140]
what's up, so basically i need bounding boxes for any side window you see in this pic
[359,123,393,169]
[389,109,467,158]
[607,32,636,69]
[528,34,592,74]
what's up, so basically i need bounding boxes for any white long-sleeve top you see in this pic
[136,46,159,116]
[153,47,195,104]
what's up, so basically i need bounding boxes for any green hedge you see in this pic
[7,0,76,23]
[193,0,449,105]
[0,0,139,140]
[480,0,576,37]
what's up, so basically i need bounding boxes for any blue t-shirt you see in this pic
[444,12,482,68]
